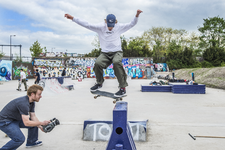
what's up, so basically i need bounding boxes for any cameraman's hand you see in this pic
[41,120,51,126]
[38,125,45,132]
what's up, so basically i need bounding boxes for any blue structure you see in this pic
[141,85,171,92]
[171,84,205,94]
[191,72,195,81]
[82,120,147,142]
[106,101,136,150]
[141,84,206,94]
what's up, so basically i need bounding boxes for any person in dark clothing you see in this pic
[0,85,50,149]
[35,69,40,84]
[43,70,46,77]
[61,68,66,76]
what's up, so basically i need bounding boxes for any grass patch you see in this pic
[187,68,200,75]
[217,77,225,81]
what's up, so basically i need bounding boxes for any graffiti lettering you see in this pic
[33,58,168,80]
[83,122,146,141]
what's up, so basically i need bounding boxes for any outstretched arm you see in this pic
[117,9,143,34]
[64,14,102,32]
[136,9,143,17]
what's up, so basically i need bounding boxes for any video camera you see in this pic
[42,118,60,133]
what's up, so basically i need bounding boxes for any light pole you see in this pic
[10,35,16,60]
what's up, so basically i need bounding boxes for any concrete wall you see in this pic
[0,60,12,81]
[12,62,34,80]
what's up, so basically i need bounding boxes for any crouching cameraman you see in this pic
[0,85,51,149]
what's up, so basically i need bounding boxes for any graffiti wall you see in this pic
[33,58,64,78]
[153,63,168,72]
[33,57,167,80]
[66,57,96,68]
[12,62,34,80]
[0,60,12,81]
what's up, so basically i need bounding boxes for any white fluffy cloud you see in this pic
[0,0,225,57]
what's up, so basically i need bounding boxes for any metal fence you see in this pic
[1,56,32,62]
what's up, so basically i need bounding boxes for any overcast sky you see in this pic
[0,0,225,57]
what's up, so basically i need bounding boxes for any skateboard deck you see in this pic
[91,90,127,104]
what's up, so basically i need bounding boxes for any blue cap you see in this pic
[106,14,116,27]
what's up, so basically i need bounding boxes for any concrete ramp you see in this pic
[61,76,75,90]
[39,78,69,94]
[46,78,69,93]
[83,120,147,142]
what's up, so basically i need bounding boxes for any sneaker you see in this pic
[26,141,42,148]
[114,88,126,97]
[90,83,102,91]
[25,90,27,91]
[16,89,21,91]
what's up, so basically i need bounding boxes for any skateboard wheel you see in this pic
[120,98,122,100]
[113,100,116,104]
[94,96,97,99]
[5,134,8,137]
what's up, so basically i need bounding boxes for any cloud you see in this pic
[0,0,225,57]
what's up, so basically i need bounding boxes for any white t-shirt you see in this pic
[20,71,26,79]
[72,16,139,53]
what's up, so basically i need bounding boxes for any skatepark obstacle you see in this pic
[106,101,136,150]
[191,72,195,81]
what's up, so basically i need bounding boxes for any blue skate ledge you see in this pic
[141,83,206,94]
[141,84,172,92]
[170,83,206,94]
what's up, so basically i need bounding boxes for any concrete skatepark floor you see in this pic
[0,78,225,150]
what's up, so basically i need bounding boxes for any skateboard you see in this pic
[91,90,127,104]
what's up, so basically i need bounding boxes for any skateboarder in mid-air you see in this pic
[65,9,143,97]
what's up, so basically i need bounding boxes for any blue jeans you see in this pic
[0,120,38,150]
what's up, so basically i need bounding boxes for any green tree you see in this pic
[198,16,225,49]
[0,52,4,59]
[121,37,129,56]
[85,48,101,57]
[91,35,100,49]
[181,47,196,67]
[43,47,47,53]
[142,27,188,49]
[122,36,152,57]
[165,40,182,69]
[152,40,165,62]
[141,27,199,62]
[166,40,182,60]
[203,47,225,66]
[30,40,44,57]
